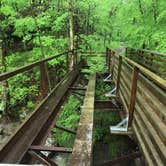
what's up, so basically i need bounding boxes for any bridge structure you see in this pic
[0,47,165,166]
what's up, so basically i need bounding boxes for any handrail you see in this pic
[126,46,166,56]
[110,49,166,91]
[122,55,166,91]
[0,51,69,81]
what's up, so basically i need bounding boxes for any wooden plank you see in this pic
[136,83,166,140]
[118,90,128,114]
[29,145,72,153]
[128,67,139,126]
[116,56,122,94]
[137,75,166,124]
[0,63,82,163]
[68,74,96,166]
[133,115,164,165]
[134,105,166,162]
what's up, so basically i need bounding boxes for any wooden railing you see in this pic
[125,47,166,79]
[107,48,166,165]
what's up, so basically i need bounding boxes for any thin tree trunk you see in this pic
[0,40,9,115]
[68,0,75,71]
[29,0,52,92]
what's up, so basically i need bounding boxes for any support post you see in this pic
[106,47,109,68]
[40,62,47,98]
[111,51,115,79]
[108,48,111,73]
[128,67,139,126]
[116,56,122,95]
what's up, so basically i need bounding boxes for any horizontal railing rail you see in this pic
[107,48,166,91]
[0,51,70,82]
[126,46,166,57]
[125,47,166,78]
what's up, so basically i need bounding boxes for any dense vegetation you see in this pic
[0,0,165,161]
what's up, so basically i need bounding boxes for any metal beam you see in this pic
[29,146,72,153]
[55,124,76,135]
[98,152,141,166]
[0,62,82,163]
[28,151,57,166]
[0,52,68,81]
[94,100,122,111]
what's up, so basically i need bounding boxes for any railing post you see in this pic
[108,49,111,73]
[40,62,47,98]
[111,51,115,79]
[106,47,109,68]
[128,67,139,126]
[116,56,122,95]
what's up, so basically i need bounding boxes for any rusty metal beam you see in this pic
[29,146,72,153]
[68,73,96,166]
[28,151,57,166]
[0,62,82,163]
[98,151,141,166]
[94,100,122,110]
[0,52,69,82]
[55,124,76,135]
[40,62,47,98]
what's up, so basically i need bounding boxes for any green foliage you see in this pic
[82,53,106,75]
[13,17,36,38]
[93,80,129,160]
[52,95,81,147]
[52,13,68,33]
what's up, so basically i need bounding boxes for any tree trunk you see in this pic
[0,40,9,115]
[30,0,51,92]
[68,0,75,71]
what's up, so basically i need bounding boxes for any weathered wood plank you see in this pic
[134,105,166,162]
[68,74,96,166]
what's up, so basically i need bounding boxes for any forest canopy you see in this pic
[0,0,166,55]
[0,0,165,117]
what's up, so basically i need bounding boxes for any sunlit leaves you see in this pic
[13,17,36,37]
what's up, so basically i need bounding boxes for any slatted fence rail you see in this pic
[126,47,166,79]
[108,48,166,166]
